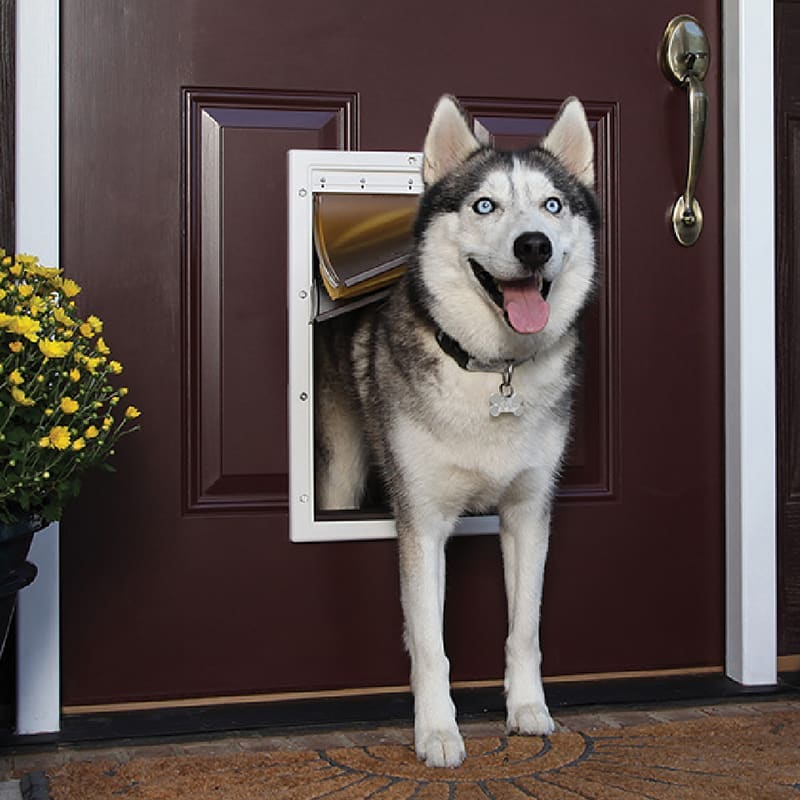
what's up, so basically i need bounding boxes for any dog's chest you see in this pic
[393,353,571,487]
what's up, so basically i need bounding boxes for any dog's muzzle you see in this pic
[468,232,554,334]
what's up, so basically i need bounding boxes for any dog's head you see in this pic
[413,95,599,361]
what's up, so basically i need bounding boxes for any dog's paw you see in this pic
[416,728,466,768]
[506,703,555,737]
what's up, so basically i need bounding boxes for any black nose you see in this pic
[513,232,552,270]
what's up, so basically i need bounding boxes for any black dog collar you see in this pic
[434,328,533,374]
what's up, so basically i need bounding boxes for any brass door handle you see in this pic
[660,15,710,247]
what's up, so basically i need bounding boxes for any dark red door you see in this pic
[60,0,723,706]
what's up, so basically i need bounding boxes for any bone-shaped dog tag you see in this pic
[489,390,523,417]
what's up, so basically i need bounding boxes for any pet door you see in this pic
[288,149,499,542]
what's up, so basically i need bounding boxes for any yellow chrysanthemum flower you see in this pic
[108,360,123,375]
[47,426,71,450]
[53,307,75,327]
[28,295,46,316]
[83,356,102,373]
[72,437,86,451]
[119,387,129,396]
[38,339,74,358]
[10,386,34,406]
[38,436,51,448]
[95,337,110,355]
[17,284,33,298]
[87,315,103,333]
[0,288,5,301]
[85,425,99,439]
[102,416,113,430]
[9,263,22,277]
[8,341,22,354]
[5,316,41,341]
[124,405,141,419]
[60,278,81,298]
[79,322,94,338]
[8,369,23,386]
[24,264,60,279]
[60,397,79,414]
[69,368,81,382]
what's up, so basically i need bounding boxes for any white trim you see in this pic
[15,0,61,734]
[722,0,777,685]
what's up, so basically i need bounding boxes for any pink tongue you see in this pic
[502,280,550,333]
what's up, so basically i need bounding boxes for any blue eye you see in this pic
[544,197,562,214]
[473,198,496,215]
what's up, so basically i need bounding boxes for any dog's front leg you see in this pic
[500,493,555,737]
[398,518,465,768]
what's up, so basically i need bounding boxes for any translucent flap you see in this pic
[313,193,419,301]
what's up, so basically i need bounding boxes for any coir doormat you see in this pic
[46,710,800,800]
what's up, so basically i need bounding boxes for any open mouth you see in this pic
[468,258,552,334]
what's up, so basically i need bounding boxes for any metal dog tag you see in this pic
[489,389,523,417]
[489,361,523,417]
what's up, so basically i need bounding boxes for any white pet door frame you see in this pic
[287,149,501,542]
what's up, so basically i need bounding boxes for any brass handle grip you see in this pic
[660,15,710,247]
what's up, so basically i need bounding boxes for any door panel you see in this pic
[185,90,358,513]
[61,1,722,705]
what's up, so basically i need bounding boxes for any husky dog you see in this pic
[315,95,598,767]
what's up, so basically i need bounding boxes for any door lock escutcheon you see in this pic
[660,14,710,247]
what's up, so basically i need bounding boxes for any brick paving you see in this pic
[2,696,799,782]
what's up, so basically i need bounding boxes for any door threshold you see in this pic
[3,667,799,749]
[61,666,723,716]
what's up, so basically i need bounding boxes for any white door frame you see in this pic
[14,0,777,734]
[15,0,61,736]
[722,0,777,686]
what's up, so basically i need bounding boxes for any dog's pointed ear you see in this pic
[423,95,482,185]
[541,97,594,187]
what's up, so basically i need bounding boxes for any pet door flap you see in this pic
[313,193,417,301]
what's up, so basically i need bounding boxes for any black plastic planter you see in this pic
[0,515,46,658]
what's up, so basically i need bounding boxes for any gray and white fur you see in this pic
[315,95,599,767]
